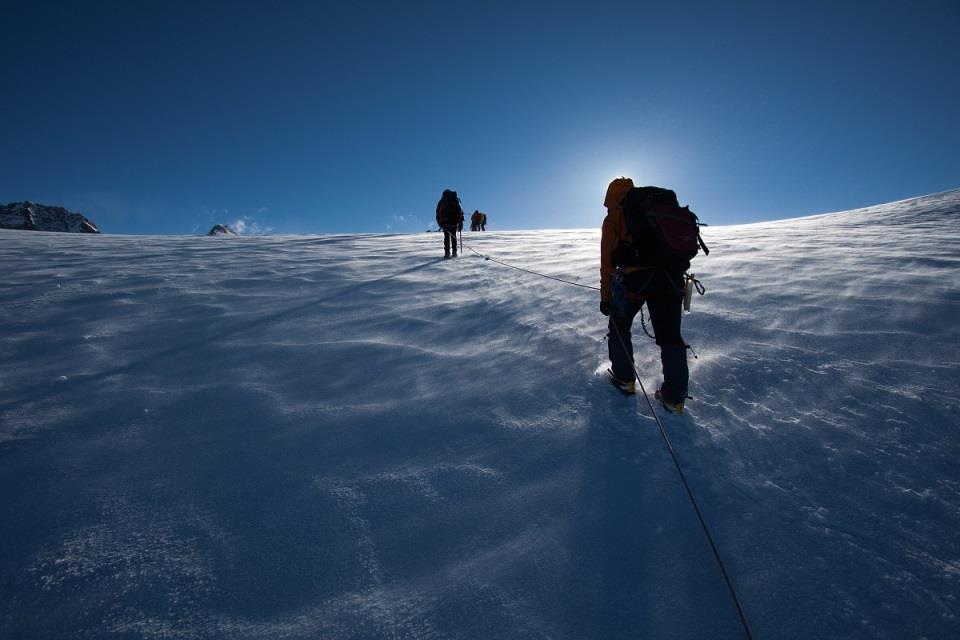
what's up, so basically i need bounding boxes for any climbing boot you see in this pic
[655,388,685,415]
[608,369,636,395]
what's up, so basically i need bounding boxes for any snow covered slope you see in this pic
[1,190,958,639]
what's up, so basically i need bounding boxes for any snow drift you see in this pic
[1,190,958,639]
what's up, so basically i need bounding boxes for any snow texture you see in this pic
[1,190,958,639]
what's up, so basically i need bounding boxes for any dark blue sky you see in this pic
[2,1,957,235]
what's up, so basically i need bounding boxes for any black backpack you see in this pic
[614,186,709,273]
[437,190,463,227]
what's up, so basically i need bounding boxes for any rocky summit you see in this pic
[0,201,100,233]
[207,224,238,236]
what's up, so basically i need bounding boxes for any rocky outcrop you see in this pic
[207,224,238,236]
[0,201,100,233]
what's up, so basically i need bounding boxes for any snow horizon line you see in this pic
[7,187,957,238]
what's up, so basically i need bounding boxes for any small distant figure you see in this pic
[436,189,464,258]
[600,177,707,414]
[470,210,487,231]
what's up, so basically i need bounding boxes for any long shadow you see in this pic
[557,392,657,638]
[0,259,442,413]
[557,380,747,639]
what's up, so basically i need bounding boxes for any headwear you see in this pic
[604,177,635,209]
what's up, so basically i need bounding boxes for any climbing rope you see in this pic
[639,304,655,340]
[463,242,601,290]
[611,321,754,640]
[460,236,753,640]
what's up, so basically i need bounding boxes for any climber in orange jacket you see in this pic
[600,177,689,413]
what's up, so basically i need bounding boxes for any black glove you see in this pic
[600,301,610,316]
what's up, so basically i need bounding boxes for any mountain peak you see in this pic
[0,201,100,233]
[207,224,238,236]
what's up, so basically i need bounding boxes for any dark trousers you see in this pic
[442,227,458,255]
[608,291,688,404]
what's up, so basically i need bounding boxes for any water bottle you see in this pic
[683,274,694,313]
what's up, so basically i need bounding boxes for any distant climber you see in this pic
[600,178,707,413]
[436,189,465,257]
[470,210,488,232]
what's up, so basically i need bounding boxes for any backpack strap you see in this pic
[698,234,710,256]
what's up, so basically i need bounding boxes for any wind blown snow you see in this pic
[1,190,958,639]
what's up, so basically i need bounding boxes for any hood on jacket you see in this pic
[604,177,635,209]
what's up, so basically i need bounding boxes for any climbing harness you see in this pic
[609,268,704,356]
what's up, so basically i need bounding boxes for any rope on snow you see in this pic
[459,236,752,640]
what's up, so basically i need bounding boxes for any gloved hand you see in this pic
[600,300,610,316]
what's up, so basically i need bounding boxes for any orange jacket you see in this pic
[599,178,635,303]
